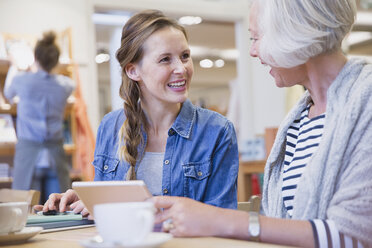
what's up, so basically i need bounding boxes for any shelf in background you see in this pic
[0,59,10,74]
[0,143,76,157]
[237,160,266,202]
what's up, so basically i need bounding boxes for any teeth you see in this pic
[168,81,186,88]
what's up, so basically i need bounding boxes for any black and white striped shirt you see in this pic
[283,105,364,248]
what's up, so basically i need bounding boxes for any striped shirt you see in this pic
[283,105,364,248]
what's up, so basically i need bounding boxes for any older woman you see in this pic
[153,0,372,247]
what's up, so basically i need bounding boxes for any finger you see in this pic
[42,201,50,212]
[33,205,43,212]
[71,201,85,213]
[59,193,73,212]
[155,208,171,224]
[152,196,177,209]
[81,208,90,217]
[169,228,179,237]
[46,194,59,211]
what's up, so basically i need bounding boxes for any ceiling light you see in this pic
[95,53,110,64]
[214,59,225,68]
[178,16,202,25]
[200,59,213,68]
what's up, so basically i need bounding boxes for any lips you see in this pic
[168,80,186,88]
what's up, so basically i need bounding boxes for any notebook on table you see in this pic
[26,213,94,233]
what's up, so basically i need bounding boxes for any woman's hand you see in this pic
[152,196,248,238]
[34,189,91,218]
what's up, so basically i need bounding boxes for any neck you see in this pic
[304,51,347,117]
[141,100,181,135]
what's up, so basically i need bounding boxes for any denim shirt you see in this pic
[93,99,239,209]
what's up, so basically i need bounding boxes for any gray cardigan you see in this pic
[261,58,372,245]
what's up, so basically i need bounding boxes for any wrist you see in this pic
[248,211,260,242]
[217,209,250,239]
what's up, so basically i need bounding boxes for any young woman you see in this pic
[39,10,239,216]
[5,31,75,202]
[152,0,372,247]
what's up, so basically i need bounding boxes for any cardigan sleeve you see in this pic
[310,219,365,248]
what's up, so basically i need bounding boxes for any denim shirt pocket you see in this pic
[93,155,120,180]
[182,159,211,200]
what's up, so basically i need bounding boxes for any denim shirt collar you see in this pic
[170,99,196,139]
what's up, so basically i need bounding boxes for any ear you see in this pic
[125,63,141,81]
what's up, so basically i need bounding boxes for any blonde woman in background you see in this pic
[39,10,239,216]
[152,0,372,247]
[5,31,75,203]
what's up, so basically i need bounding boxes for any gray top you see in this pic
[137,152,164,196]
[262,58,372,246]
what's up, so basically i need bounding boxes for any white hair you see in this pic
[256,0,356,68]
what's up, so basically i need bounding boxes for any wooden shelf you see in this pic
[0,143,76,157]
[0,143,15,156]
[237,160,266,202]
[0,59,10,74]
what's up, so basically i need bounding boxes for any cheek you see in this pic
[186,61,194,78]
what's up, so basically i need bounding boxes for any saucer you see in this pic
[80,232,173,248]
[0,227,43,244]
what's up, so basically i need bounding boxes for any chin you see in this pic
[275,81,286,88]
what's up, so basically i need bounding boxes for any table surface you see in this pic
[1,226,291,248]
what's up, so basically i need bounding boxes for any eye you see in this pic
[249,37,258,42]
[159,56,170,63]
[181,52,190,60]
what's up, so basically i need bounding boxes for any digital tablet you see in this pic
[72,180,152,217]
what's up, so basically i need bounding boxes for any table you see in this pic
[2,226,290,248]
[0,177,12,189]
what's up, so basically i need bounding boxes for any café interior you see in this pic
[0,0,371,247]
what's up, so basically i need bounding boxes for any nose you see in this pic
[173,59,187,74]
[249,43,258,58]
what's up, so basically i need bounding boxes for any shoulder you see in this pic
[357,62,372,86]
[96,109,125,146]
[99,108,125,129]
[11,71,30,83]
[195,105,231,127]
[347,60,372,102]
[190,102,235,136]
[55,74,75,91]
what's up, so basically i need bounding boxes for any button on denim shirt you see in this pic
[93,99,239,209]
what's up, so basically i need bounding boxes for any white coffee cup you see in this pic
[0,202,29,234]
[94,202,155,246]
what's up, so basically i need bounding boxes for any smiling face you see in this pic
[125,26,193,108]
[248,2,308,88]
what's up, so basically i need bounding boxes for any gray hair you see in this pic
[256,0,356,68]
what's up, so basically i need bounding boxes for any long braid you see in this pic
[118,77,144,180]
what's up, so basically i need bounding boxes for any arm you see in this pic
[153,196,314,247]
[4,65,19,101]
